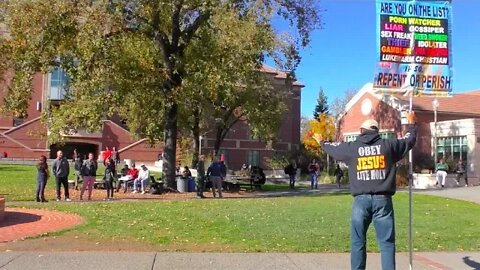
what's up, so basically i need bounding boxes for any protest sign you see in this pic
[374,0,452,95]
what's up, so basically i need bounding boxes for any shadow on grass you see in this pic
[251,190,351,198]
[463,256,480,270]
[202,188,352,200]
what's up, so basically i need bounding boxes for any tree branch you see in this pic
[179,10,211,50]
[171,0,184,48]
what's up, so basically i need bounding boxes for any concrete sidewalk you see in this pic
[417,185,480,204]
[1,251,480,270]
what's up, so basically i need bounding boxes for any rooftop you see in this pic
[396,91,480,115]
[261,65,304,87]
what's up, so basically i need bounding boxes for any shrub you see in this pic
[414,153,434,173]
[396,164,409,187]
[445,158,457,173]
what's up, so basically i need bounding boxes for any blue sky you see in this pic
[295,0,479,118]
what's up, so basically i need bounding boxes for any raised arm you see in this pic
[391,112,418,162]
[311,133,353,162]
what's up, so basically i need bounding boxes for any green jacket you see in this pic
[436,163,448,172]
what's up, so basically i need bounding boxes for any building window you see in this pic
[344,134,358,142]
[48,67,69,100]
[437,136,467,161]
[247,150,260,166]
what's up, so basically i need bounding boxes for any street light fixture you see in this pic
[432,98,440,168]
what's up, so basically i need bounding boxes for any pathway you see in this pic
[0,208,83,243]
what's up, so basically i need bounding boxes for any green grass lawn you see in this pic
[2,164,480,252]
[10,194,480,252]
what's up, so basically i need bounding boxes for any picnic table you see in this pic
[225,176,264,191]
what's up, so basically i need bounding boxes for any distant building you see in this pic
[0,66,303,170]
[337,83,480,185]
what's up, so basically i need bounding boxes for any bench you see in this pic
[68,179,81,189]
[225,176,263,191]
[68,177,107,189]
[223,176,291,191]
[118,175,159,193]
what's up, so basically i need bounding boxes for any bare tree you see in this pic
[330,89,357,119]
[300,115,310,140]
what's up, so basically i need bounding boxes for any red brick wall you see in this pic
[119,141,162,162]
[0,134,49,158]
[0,73,44,129]
[101,121,162,162]
[27,74,44,120]
[3,118,47,150]
[339,92,401,134]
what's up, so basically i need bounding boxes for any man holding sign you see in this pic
[311,112,416,270]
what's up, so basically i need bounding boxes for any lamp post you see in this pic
[199,135,203,156]
[432,98,440,168]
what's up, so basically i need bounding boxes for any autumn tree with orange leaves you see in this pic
[303,113,336,156]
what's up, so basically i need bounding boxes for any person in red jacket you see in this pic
[116,163,139,192]
[103,146,112,164]
[127,164,139,180]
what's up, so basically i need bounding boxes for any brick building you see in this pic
[202,66,303,170]
[337,83,480,185]
[0,66,303,170]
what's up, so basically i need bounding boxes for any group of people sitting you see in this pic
[117,163,151,194]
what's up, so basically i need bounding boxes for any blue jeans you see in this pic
[36,174,47,200]
[133,178,148,192]
[351,194,395,270]
[310,173,317,189]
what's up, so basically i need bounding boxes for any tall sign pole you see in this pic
[408,93,413,269]
[374,1,452,269]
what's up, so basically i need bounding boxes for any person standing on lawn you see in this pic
[196,155,206,198]
[35,155,49,202]
[284,160,297,189]
[308,158,319,189]
[103,146,112,165]
[73,149,83,190]
[311,112,417,270]
[80,153,97,201]
[334,164,344,188]
[52,150,71,202]
[104,157,116,200]
[207,156,223,198]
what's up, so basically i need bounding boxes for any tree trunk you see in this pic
[191,109,200,168]
[214,126,223,156]
[163,103,178,188]
[213,111,238,157]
